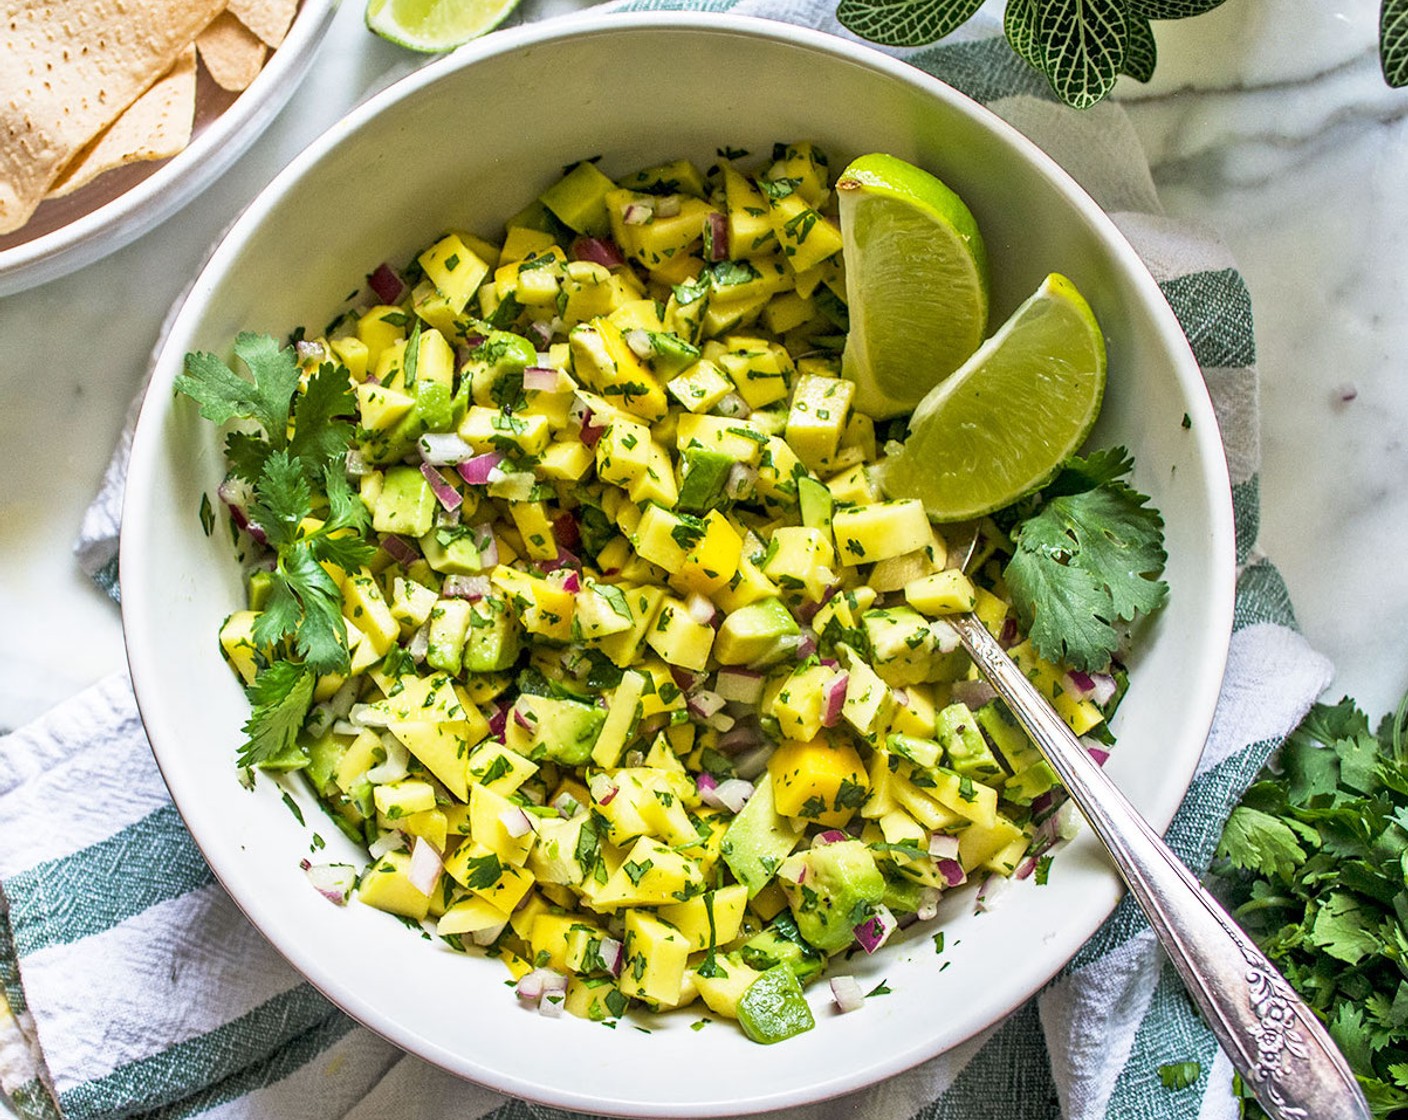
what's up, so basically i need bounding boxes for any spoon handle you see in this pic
[950,613,1369,1120]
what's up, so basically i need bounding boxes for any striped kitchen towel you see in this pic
[0,5,1332,1120]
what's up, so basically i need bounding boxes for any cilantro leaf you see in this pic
[248,449,312,551]
[1004,448,1168,671]
[1216,806,1306,882]
[1157,1061,1201,1090]
[176,332,300,445]
[240,662,314,768]
[289,362,359,476]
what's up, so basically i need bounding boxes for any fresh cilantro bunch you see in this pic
[999,447,1168,673]
[175,332,374,766]
[1209,696,1408,1117]
[836,0,1408,110]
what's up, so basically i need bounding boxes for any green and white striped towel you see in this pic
[0,5,1332,1119]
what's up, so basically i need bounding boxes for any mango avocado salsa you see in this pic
[185,142,1147,1040]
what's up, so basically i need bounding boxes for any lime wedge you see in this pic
[365,0,518,51]
[837,153,990,420]
[877,273,1106,522]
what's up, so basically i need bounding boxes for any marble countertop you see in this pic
[0,0,1401,1108]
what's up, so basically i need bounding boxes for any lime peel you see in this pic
[365,0,520,52]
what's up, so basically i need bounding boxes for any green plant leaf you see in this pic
[836,0,985,47]
[1004,0,1043,70]
[1384,0,1408,86]
[1126,0,1225,18]
[1036,0,1126,108]
[1121,13,1157,82]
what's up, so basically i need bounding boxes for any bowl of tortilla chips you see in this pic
[0,0,339,297]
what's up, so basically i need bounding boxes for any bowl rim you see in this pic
[0,0,341,299]
[121,11,1237,1114]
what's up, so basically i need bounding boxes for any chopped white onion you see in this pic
[687,689,727,719]
[699,777,754,814]
[407,837,443,895]
[929,618,961,654]
[830,974,866,1013]
[654,194,682,218]
[349,703,391,728]
[368,831,406,859]
[419,431,475,465]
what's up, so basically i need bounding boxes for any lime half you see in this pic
[877,273,1106,522]
[366,0,519,51]
[838,153,990,420]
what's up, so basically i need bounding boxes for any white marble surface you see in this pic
[0,0,1402,1108]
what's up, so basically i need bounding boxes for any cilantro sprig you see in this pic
[1001,447,1168,672]
[176,333,373,767]
[1210,695,1408,1117]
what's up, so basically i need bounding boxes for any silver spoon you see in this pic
[949,613,1371,1120]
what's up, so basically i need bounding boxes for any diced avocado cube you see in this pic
[425,598,473,675]
[776,839,885,954]
[517,694,606,766]
[714,597,800,666]
[359,378,457,466]
[464,596,520,674]
[419,524,483,576]
[738,915,824,983]
[797,475,833,537]
[721,772,802,897]
[936,702,1005,784]
[737,965,816,1044]
[676,447,735,514]
[641,331,701,379]
[373,465,437,538]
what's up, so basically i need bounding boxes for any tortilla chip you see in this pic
[47,46,198,200]
[0,0,228,234]
[228,0,297,48]
[197,11,268,92]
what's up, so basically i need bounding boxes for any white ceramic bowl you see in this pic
[122,13,1236,1115]
[0,0,339,298]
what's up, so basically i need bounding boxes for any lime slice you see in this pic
[877,273,1106,522]
[365,0,518,51]
[837,153,990,420]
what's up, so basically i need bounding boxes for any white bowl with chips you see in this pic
[121,12,1237,1116]
[0,0,339,298]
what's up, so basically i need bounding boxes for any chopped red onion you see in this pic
[539,993,565,1018]
[714,668,765,705]
[513,702,535,731]
[486,703,508,740]
[552,513,581,553]
[724,462,757,501]
[706,711,737,732]
[476,530,500,569]
[732,742,776,781]
[500,807,536,838]
[936,859,967,888]
[853,905,898,954]
[218,477,267,544]
[975,875,1009,914]
[714,392,751,418]
[457,452,505,486]
[1334,381,1359,404]
[517,968,568,1003]
[687,689,727,720]
[380,534,420,567]
[1085,743,1111,766]
[419,462,462,512]
[407,622,430,664]
[696,771,719,794]
[295,338,327,365]
[368,262,405,304]
[916,887,942,922]
[1064,668,1097,700]
[930,619,960,654]
[928,834,961,861]
[797,632,818,659]
[624,329,654,360]
[443,574,490,600]
[600,936,624,977]
[671,666,707,693]
[522,366,560,392]
[407,837,443,895]
[348,703,391,728]
[999,617,1020,647]
[302,861,357,905]
[622,202,653,225]
[368,831,405,859]
[702,777,754,814]
[419,431,474,466]
[892,688,910,708]
[685,593,717,627]
[718,720,767,754]
[950,679,998,709]
[344,449,370,478]
[571,236,625,269]
[813,829,849,847]
[589,773,618,806]
[704,211,730,262]
[821,673,848,727]
[830,974,865,1013]
[1088,672,1117,707]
